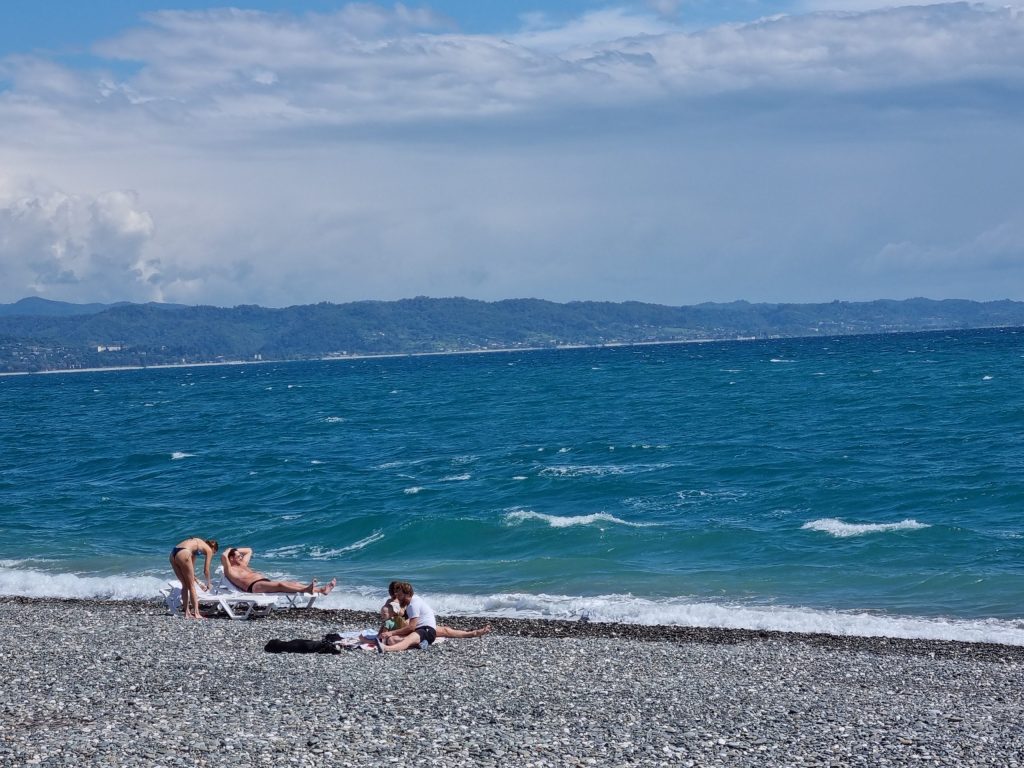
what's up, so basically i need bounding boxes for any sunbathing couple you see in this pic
[170,537,336,619]
[376,580,491,652]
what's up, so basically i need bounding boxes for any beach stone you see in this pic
[2,597,1024,767]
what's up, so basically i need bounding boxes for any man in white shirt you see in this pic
[377,581,438,651]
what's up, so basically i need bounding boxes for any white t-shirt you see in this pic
[404,595,436,630]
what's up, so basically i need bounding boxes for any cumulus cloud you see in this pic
[0,184,158,302]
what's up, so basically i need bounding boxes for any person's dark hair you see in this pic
[206,539,219,553]
[226,547,237,559]
[388,580,400,597]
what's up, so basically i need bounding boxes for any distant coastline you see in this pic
[0,335,726,377]
[2,295,1022,374]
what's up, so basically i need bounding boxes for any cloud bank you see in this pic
[1,2,1022,306]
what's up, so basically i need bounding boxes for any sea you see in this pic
[2,327,1023,644]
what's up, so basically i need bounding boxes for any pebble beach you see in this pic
[2,598,1023,767]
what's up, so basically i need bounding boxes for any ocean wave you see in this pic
[540,465,630,478]
[306,588,1024,646]
[802,518,930,537]
[676,488,747,504]
[441,474,471,482]
[504,509,656,528]
[0,566,167,601]
[4,569,1023,646]
[262,544,305,558]
[170,451,194,460]
[310,532,384,558]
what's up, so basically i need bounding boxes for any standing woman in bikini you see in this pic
[169,537,219,619]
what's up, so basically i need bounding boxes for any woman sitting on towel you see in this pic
[169,537,219,619]
[222,547,337,595]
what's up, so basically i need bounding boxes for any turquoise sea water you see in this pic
[2,328,1023,643]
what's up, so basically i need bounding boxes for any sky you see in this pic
[1,1,1022,308]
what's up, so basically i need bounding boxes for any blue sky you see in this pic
[1,1,1023,307]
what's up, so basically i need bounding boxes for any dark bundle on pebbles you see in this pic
[2,597,1022,767]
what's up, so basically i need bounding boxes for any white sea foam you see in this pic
[982,375,993,381]
[324,416,345,423]
[404,486,423,494]
[441,473,471,482]
[802,518,930,537]
[0,567,166,601]
[310,588,1024,647]
[504,509,656,528]
[170,451,194,460]
[770,358,795,363]
[677,488,747,504]
[3,567,1024,646]
[310,460,324,465]
[262,544,305,558]
[540,465,630,478]
[310,532,385,559]
[512,476,528,481]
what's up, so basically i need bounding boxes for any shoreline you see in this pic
[7,595,1024,662]
[0,336,725,378]
[1,322,1018,378]
[2,597,1022,766]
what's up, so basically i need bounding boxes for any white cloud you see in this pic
[867,216,1024,272]
[0,3,1022,306]
[0,184,157,302]
[1,2,1015,139]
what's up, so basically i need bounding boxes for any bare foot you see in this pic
[306,579,318,594]
[320,578,337,596]
[472,624,492,637]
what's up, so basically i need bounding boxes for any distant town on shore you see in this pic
[1,295,1022,374]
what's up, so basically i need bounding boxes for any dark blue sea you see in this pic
[2,328,1023,643]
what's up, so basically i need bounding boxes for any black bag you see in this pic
[264,638,339,654]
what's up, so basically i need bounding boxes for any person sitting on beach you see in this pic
[169,537,218,619]
[221,547,337,595]
[378,581,491,651]
[379,579,491,642]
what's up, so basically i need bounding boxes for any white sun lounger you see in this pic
[160,581,277,621]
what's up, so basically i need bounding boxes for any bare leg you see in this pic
[187,574,204,619]
[436,624,491,639]
[251,579,318,594]
[170,555,197,619]
[380,633,423,652]
[249,577,337,595]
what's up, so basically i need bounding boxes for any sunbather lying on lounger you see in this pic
[222,547,337,595]
[378,581,490,651]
